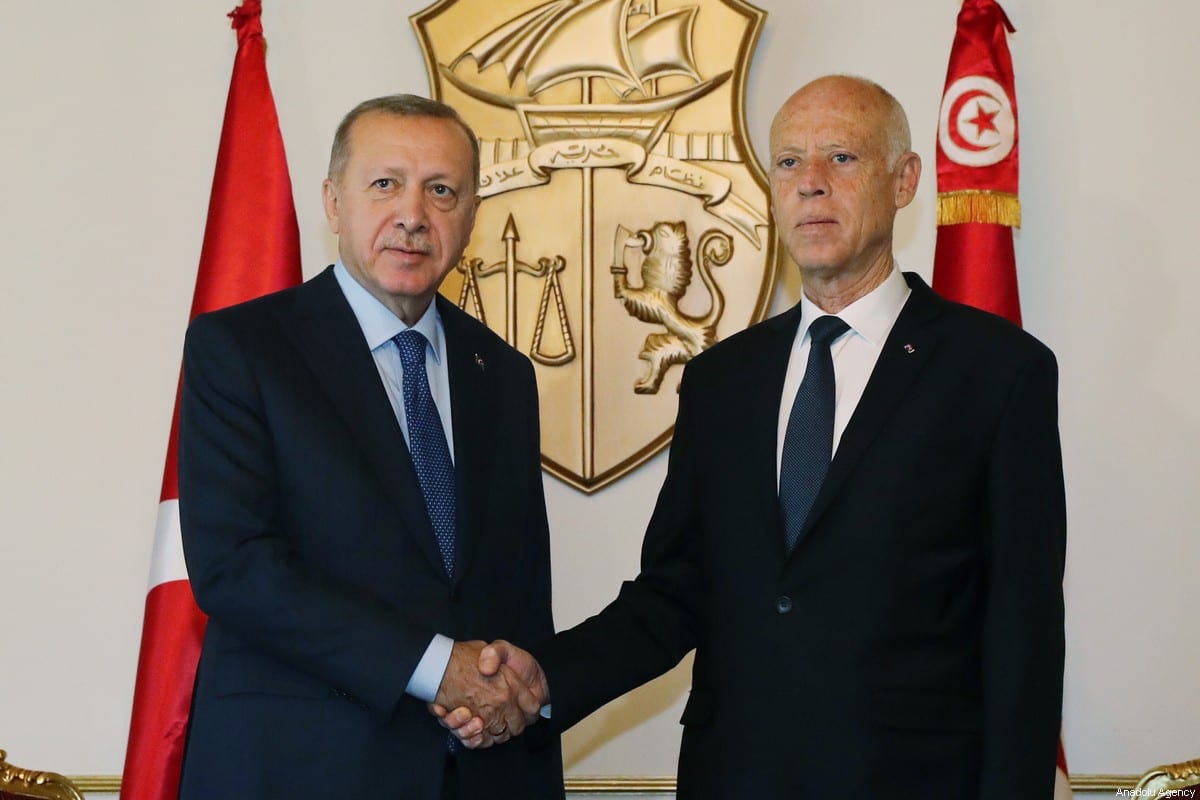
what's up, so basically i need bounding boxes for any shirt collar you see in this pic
[798,265,910,346]
[333,261,446,364]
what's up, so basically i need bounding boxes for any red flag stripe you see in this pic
[121,2,302,798]
[932,220,1021,325]
[122,579,206,799]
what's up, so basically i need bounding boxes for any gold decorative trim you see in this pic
[67,776,122,794]
[1070,774,1142,790]
[565,776,678,792]
[70,773,1146,794]
[564,775,1147,793]
[0,749,85,800]
[937,188,1021,228]
[1135,758,1200,796]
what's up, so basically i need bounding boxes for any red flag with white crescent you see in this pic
[933,0,1022,324]
[120,2,301,797]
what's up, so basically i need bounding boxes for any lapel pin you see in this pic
[474,353,486,371]
[903,343,915,354]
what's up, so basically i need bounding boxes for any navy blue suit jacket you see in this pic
[178,267,563,799]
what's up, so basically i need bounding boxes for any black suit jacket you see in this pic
[536,273,1065,799]
[177,267,564,799]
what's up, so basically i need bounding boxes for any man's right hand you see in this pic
[431,639,548,749]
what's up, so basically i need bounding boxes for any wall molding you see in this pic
[69,773,1143,794]
[1069,774,1142,791]
[71,775,121,793]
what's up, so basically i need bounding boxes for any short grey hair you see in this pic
[327,94,480,189]
[871,80,912,169]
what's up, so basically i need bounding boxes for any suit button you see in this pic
[775,595,793,614]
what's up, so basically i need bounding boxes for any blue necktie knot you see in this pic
[395,328,428,370]
[807,315,850,346]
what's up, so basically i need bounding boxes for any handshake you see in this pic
[430,640,547,749]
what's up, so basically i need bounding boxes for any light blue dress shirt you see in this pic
[333,262,454,703]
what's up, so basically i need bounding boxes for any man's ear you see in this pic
[893,152,922,209]
[322,178,340,235]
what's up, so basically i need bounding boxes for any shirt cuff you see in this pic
[405,633,454,703]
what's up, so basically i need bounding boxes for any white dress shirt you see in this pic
[776,267,911,486]
[333,262,454,703]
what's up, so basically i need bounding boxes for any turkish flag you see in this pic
[120,3,301,797]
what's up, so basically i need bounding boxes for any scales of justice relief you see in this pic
[412,0,777,492]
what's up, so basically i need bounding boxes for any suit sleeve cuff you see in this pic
[405,633,454,703]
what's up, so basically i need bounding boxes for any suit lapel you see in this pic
[438,296,497,586]
[278,268,450,580]
[794,273,944,544]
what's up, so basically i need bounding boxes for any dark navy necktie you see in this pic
[394,329,457,578]
[779,315,850,552]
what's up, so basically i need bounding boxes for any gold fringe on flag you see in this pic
[937,189,1021,228]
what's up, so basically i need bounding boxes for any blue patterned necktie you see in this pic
[394,329,456,578]
[779,315,850,552]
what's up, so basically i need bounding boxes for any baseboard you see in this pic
[69,773,1143,794]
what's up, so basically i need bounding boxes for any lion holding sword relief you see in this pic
[611,221,733,394]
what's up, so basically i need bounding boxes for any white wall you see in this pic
[1,0,1197,789]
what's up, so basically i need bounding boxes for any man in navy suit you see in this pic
[444,75,1066,798]
[177,95,562,800]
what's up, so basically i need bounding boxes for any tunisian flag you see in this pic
[933,0,1021,324]
[933,3,1071,799]
[121,2,301,797]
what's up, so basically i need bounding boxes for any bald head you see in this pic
[767,74,921,309]
[771,75,912,168]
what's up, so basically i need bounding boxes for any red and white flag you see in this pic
[933,0,1021,324]
[121,2,301,797]
[933,2,1072,798]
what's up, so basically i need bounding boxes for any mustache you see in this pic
[381,235,432,254]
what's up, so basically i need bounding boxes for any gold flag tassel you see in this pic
[937,189,1021,228]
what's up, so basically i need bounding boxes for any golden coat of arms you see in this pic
[412,0,775,492]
